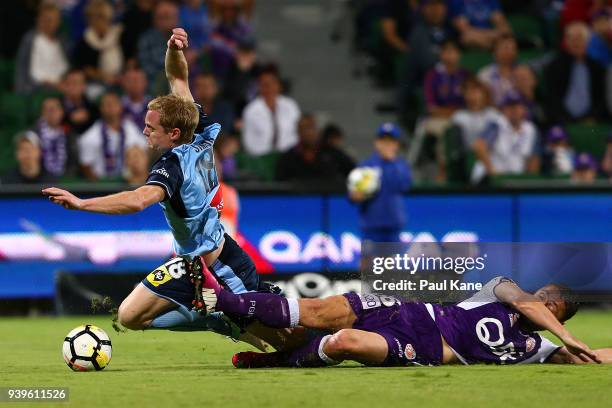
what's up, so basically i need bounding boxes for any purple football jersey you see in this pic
[431,277,561,364]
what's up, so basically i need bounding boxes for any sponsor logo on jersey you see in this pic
[509,313,519,326]
[211,185,224,213]
[405,343,416,360]
[146,267,172,287]
[526,337,536,353]
[152,168,170,178]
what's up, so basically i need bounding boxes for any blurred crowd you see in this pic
[353,0,612,184]
[0,0,356,187]
[0,0,611,188]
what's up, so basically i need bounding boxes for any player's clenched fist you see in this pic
[167,28,189,50]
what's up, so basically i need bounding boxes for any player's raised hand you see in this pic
[561,334,602,364]
[42,187,84,211]
[167,28,189,50]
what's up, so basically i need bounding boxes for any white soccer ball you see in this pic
[347,167,381,197]
[62,325,112,371]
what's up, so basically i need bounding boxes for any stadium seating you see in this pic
[507,14,545,48]
[236,151,280,182]
[0,58,15,93]
[566,123,612,159]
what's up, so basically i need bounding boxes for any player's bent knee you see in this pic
[117,301,147,330]
[327,329,361,356]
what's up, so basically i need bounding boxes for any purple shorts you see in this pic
[344,293,443,366]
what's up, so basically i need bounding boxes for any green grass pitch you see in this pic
[1,311,612,408]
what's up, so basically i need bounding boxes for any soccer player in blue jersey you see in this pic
[198,276,611,367]
[42,28,272,343]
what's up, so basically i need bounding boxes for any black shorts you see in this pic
[142,234,261,310]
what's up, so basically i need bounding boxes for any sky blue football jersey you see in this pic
[146,105,225,260]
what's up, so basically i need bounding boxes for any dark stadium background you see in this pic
[0,0,611,316]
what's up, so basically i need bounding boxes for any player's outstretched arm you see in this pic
[165,27,194,102]
[494,280,601,363]
[548,347,612,364]
[42,185,165,214]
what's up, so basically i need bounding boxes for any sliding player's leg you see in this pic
[203,286,357,331]
[233,329,388,368]
[322,329,389,365]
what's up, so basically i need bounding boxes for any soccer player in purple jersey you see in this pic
[198,276,611,367]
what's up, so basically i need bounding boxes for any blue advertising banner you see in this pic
[0,193,610,298]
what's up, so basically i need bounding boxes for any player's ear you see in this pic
[170,128,181,142]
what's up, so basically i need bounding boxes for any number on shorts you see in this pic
[361,294,400,310]
[165,258,187,279]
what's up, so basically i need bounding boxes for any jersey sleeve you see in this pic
[192,103,221,146]
[519,335,562,364]
[459,276,514,307]
[145,153,183,200]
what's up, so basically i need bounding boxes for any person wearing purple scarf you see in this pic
[78,91,147,181]
[35,97,69,177]
[121,67,151,130]
[210,0,254,78]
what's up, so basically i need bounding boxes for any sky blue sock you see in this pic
[148,308,237,337]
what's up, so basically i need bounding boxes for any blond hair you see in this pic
[148,95,199,145]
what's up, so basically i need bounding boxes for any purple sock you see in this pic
[216,290,300,328]
[282,335,338,367]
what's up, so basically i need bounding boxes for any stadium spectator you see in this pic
[121,0,154,65]
[541,126,575,176]
[449,0,511,49]
[138,0,179,92]
[123,146,150,186]
[587,9,612,67]
[412,40,468,181]
[602,134,612,180]
[560,0,608,28]
[472,92,539,182]
[223,38,260,113]
[405,0,453,83]
[121,67,150,130]
[73,0,124,86]
[1,131,55,184]
[192,73,236,134]
[544,22,608,124]
[450,77,499,149]
[320,124,356,178]
[242,66,301,156]
[214,134,241,181]
[210,0,254,79]
[423,40,468,121]
[350,123,411,243]
[571,152,598,184]
[15,2,69,94]
[179,0,211,51]
[478,34,518,106]
[513,64,544,125]
[378,0,419,83]
[275,114,348,182]
[78,91,147,181]
[32,97,71,178]
[61,69,99,136]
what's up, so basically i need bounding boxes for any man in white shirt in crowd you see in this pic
[78,91,147,181]
[451,77,500,149]
[472,91,539,183]
[15,2,69,93]
[242,65,301,156]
